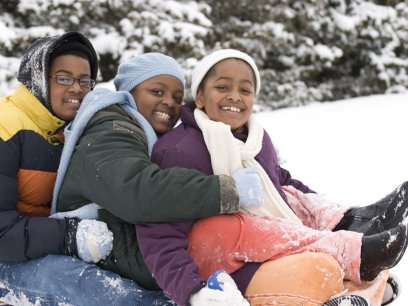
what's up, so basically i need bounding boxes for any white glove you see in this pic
[76,219,113,263]
[232,167,264,208]
[189,270,249,306]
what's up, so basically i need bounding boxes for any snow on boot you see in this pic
[381,274,401,306]
[360,223,408,281]
[323,294,370,306]
[379,182,408,230]
[335,182,408,235]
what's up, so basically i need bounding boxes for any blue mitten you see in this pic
[75,219,113,263]
[232,167,264,208]
[189,270,249,306]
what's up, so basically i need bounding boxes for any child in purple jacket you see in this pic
[136,49,408,306]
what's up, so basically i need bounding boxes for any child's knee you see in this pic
[245,252,344,306]
[306,252,344,278]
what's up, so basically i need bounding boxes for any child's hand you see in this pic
[65,218,113,263]
[233,167,264,208]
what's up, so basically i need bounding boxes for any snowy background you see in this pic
[1,0,408,108]
[256,92,408,305]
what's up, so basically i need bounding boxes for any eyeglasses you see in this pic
[49,75,96,89]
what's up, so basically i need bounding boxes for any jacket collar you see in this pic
[181,102,249,141]
[12,84,65,138]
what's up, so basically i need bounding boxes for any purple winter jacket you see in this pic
[136,103,314,306]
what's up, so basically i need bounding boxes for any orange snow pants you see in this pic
[244,256,388,306]
[245,252,344,306]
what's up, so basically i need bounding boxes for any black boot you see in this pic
[334,181,408,235]
[360,223,408,281]
[379,181,408,230]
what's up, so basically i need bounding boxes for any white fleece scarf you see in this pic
[194,108,301,223]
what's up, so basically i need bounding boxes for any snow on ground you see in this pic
[256,92,408,305]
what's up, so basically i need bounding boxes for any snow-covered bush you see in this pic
[205,0,408,108]
[1,0,407,109]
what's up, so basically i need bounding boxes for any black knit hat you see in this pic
[17,31,98,112]
[49,39,98,80]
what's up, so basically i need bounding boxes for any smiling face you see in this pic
[195,58,256,131]
[49,54,92,121]
[130,75,184,136]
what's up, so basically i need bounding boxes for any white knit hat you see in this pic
[191,49,261,100]
[114,52,185,92]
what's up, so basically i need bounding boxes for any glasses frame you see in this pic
[49,75,96,89]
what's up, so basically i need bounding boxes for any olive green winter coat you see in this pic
[57,105,239,289]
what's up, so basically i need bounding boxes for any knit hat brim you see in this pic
[49,40,98,80]
[191,49,261,100]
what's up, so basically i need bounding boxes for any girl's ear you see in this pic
[195,90,205,109]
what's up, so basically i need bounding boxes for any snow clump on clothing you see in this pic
[76,219,113,263]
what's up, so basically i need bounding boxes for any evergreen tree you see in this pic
[1,0,407,108]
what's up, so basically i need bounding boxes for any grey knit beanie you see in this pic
[114,53,185,92]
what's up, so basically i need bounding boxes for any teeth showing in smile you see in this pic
[65,98,80,104]
[222,106,242,113]
[154,111,171,120]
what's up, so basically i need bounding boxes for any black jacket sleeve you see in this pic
[0,211,68,261]
[0,137,68,262]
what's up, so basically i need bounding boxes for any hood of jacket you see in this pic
[17,31,98,113]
